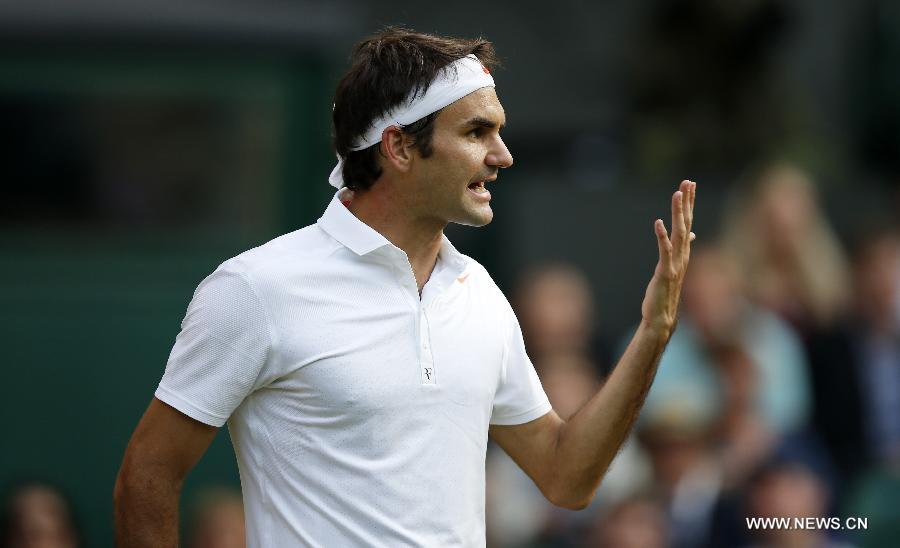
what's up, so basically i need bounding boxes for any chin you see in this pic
[455,207,494,227]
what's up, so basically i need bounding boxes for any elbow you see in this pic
[551,496,592,511]
[113,449,155,510]
[544,483,595,511]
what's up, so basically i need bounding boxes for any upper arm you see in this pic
[489,410,564,496]
[119,397,218,483]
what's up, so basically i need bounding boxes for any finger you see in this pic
[690,181,697,213]
[670,190,686,253]
[686,181,696,232]
[678,180,693,232]
[690,181,697,229]
[655,219,673,272]
[684,230,696,265]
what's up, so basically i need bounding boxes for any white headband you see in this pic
[329,54,495,189]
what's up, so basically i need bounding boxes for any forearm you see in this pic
[114,465,182,548]
[495,182,696,510]
[551,320,670,507]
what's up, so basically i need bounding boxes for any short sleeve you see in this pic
[490,307,552,425]
[155,265,272,427]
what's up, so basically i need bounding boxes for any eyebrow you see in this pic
[463,116,505,130]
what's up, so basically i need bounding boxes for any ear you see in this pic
[380,126,416,173]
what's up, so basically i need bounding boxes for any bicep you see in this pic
[489,410,564,491]
[121,397,218,482]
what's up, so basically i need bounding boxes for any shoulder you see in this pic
[458,255,498,290]
[456,255,517,318]
[215,223,339,281]
[188,223,340,309]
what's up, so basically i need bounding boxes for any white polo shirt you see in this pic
[155,189,552,547]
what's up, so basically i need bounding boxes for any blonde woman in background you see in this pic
[720,163,850,332]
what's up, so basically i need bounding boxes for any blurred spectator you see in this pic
[637,393,723,548]
[711,343,779,491]
[645,246,811,443]
[720,163,851,332]
[848,230,900,466]
[186,487,245,548]
[538,354,600,422]
[807,228,900,483]
[514,263,610,373]
[1,482,80,548]
[742,461,857,548]
[585,494,669,548]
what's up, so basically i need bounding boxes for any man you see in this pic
[114,28,696,547]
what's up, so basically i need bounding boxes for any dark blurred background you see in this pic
[2,1,899,547]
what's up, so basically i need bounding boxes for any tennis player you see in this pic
[114,27,696,547]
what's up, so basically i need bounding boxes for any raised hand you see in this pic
[640,180,696,340]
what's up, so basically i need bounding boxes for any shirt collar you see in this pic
[317,189,392,256]
[437,233,468,273]
[317,189,469,274]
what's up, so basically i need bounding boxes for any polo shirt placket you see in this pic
[369,213,466,393]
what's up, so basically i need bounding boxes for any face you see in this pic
[683,248,741,339]
[410,87,513,227]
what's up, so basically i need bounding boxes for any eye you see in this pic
[468,128,484,138]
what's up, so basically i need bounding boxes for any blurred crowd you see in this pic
[3,162,898,548]
[0,483,245,548]
[487,163,900,548]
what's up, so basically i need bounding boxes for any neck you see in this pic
[347,183,445,293]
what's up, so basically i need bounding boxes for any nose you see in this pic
[486,136,514,169]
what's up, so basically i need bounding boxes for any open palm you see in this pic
[641,180,697,339]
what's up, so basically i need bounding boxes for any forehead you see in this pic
[438,87,506,126]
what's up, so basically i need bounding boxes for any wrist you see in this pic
[638,317,675,345]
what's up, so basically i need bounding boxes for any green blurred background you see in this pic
[0,41,337,543]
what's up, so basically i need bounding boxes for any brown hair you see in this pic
[332,27,499,191]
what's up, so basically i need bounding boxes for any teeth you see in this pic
[470,182,487,193]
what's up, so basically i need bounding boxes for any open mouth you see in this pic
[467,180,489,194]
